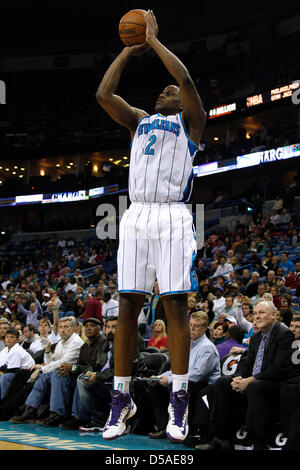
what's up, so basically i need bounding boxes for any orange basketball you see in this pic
[119,9,147,46]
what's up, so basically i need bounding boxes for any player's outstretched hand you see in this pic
[145,9,159,43]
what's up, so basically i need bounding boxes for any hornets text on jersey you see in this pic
[129,112,199,203]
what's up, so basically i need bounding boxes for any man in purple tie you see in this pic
[195,300,297,450]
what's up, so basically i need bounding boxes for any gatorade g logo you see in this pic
[291,340,300,365]
[292,80,300,105]
[221,354,242,376]
[0,81,6,104]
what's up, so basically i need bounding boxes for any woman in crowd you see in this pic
[147,319,168,352]
[211,321,229,346]
[187,296,198,317]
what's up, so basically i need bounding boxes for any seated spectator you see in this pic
[212,287,225,321]
[198,240,212,259]
[270,285,281,309]
[285,261,300,297]
[10,317,84,423]
[270,255,280,273]
[208,261,218,277]
[195,301,297,451]
[250,283,266,307]
[148,320,168,352]
[216,325,246,360]
[187,296,198,317]
[233,292,245,309]
[102,292,119,320]
[211,321,229,346]
[83,290,103,326]
[270,210,282,226]
[196,261,209,283]
[16,292,42,331]
[245,271,260,298]
[200,300,215,324]
[219,295,237,319]
[29,317,60,355]
[279,252,295,276]
[235,303,254,334]
[0,328,34,399]
[266,269,276,287]
[212,239,226,257]
[215,276,225,290]
[279,294,297,327]
[147,311,220,439]
[214,255,234,280]
[146,282,167,329]
[73,298,86,319]
[37,317,104,430]
[261,293,273,302]
[63,290,76,313]
[76,316,147,432]
[238,269,251,288]
[281,208,291,225]
[0,320,11,352]
[108,283,119,302]
[226,250,235,264]
[272,195,283,212]
[19,324,39,350]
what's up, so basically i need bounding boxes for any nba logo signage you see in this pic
[0,81,6,104]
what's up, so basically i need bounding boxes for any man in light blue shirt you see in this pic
[147,311,221,438]
[279,252,295,276]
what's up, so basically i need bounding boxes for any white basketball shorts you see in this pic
[117,202,199,296]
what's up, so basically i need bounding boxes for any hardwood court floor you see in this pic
[0,421,194,451]
[0,440,46,450]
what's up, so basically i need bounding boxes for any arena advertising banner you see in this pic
[1,184,119,208]
[193,142,300,177]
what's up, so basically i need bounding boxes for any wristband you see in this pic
[72,364,77,373]
[45,350,51,354]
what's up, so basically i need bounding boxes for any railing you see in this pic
[208,263,253,280]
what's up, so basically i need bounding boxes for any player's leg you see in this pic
[102,292,146,440]
[161,294,190,375]
[114,292,146,379]
[162,293,190,442]
[155,204,197,442]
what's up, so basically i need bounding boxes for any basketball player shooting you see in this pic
[96,10,206,442]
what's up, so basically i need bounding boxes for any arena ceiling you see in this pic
[1,0,299,56]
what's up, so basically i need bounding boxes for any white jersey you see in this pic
[129,112,199,203]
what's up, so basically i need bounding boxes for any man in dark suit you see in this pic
[75,317,148,432]
[196,300,297,450]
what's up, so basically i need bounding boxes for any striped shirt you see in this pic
[129,112,199,203]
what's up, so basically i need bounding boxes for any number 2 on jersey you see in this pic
[145,135,156,156]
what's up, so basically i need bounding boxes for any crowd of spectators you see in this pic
[0,195,299,449]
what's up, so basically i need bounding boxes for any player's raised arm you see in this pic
[144,10,206,146]
[96,45,148,137]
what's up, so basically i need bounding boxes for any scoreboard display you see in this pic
[208,80,300,120]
